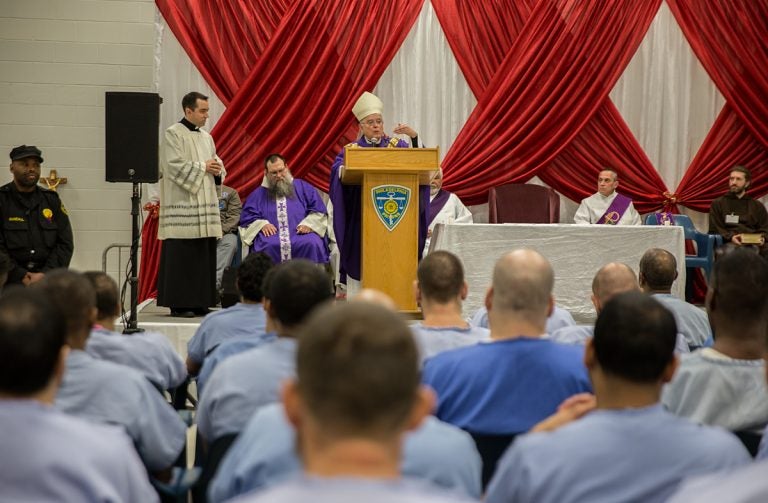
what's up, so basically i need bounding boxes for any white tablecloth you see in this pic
[431,223,686,323]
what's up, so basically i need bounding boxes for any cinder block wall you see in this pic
[0,0,156,283]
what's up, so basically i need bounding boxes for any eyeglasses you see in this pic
[361,118,383,127]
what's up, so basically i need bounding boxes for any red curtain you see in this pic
[147,0,768,304]
[673,108,768,212]
[155,0,291,105]
[143,0,423,300]
[138,202,160,302]
[432,0,665,207]
[210,0,425,196]
[666,0,768,212]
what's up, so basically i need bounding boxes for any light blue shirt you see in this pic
[196,337,297,442]
[0,399,158,502]
[197,332,278,394]
[668,458,768,502]
[410,323,489,363]
[55,350,188,471]
[759,426,768,460]
[187,302,268,364]
[470,305,575,333]
[86,326,187,389]
[662,348,768,431]
[549,324,691,354]
[226,475,476,503]
[486,404,751,503]
[652,293,712,348]
[209,404,482,502]
[548,324,594,345]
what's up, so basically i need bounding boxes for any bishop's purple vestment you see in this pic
[329,136,429,283]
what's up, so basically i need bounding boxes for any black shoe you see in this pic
[192,307,211,316]
[170,309,195,318]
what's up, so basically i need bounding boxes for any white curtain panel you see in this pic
[373,1,476,159]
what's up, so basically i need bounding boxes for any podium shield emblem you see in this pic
[372,185,411,232]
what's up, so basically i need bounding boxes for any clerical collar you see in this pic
[363,136,380,147]
[180,118,200,132]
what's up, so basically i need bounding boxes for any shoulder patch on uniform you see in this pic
[60,204,68,216]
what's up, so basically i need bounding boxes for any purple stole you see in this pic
[597,193,632,225]
[428,190,451,225]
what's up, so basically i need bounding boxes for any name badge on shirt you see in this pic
[725,213,739,225]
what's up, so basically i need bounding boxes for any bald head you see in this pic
[351,289,398,311]
[591,262,638,307]
[639,248,677,292]
[490,249,554,325]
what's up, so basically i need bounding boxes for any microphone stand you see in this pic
[123,174,144,334]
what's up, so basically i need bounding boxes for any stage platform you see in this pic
[117,299,212,359]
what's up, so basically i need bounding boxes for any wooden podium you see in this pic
[342,147,439,312]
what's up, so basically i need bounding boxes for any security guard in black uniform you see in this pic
[0,145,73,285]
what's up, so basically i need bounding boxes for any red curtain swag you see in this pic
[142,0,423,301]
[666,0,768,211]
[142,0,768,303]
[432,0,666,209]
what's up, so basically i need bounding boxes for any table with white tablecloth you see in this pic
[430,223,686,324]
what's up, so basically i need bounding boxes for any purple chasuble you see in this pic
[330,136,430,282]
[240,179,329,264]
[428,189,451,225]
[596,193,632,225]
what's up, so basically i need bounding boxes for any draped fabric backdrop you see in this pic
[140,0,768,302]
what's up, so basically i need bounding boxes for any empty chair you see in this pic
[488,184,560,223]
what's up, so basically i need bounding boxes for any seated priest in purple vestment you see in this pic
[329,91,430,288]
[573,168,641,225]
[239,154,329,264]
[424,168,473,255]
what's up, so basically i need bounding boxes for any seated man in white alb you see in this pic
[411,250,488,362]
[239,154,329,265]
[424,168,473,254]
[573,168,641,225]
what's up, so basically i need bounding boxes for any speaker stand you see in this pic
[123,182,144,334]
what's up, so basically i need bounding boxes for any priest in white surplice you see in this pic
[157,92,224,317]
[424,168,473,254]
[573,168,641,226]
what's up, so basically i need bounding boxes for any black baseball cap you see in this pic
[9,145,43,163]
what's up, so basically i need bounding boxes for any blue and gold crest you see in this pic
[372,185,411,231]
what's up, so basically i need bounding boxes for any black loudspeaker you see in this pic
[105,92,161,183]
